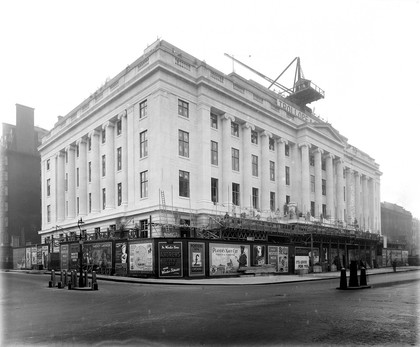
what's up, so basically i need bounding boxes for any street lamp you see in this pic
[77,218,85,287]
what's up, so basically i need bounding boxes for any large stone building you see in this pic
[0,104,48,266]
[381,202,412,246]
[38,40,381,271]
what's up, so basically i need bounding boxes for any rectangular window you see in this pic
[47,205,51,223]
[322,204,327,217]
[232,148,239,171]
[310,154,315,166]
[269,138,275,151]
[89,193,92,213]
[102,128,106,144]
[178,130,189,157]
[102,155,106,177]
[311,175,315,193]
[76,144,79,158]
[140,171,148,198]
[211,141,218,165]
[88,161,92,183]
[285,144,290,157]
[65,173,68,191]
[252,155,258,176]
[270,192,276,212]
[116,119,122,135]
[270,161,275,181]
[76,168,79,187]
[210,113,218,129]
[285,166,290,185]
[47,179,51,196]
[179,170,190,197]
[77,197,79,215]
[231,122,239,137]
[322,158,326,171]
[311,201,315,217]
[117,183,122,206]
[252,187,259,209]
[88,136,92,151]
[322,179,326,196]
[251,130,258,144]
[211,178,218,203]
[344,186,346,201]
[102,188,106,210]
[140,130,148,158]
[117,147,122,171]
[46,159,50,170]
[286,195,290,205]
[140,100,147,118]
[178,99,189,118]
[232,183,240,206]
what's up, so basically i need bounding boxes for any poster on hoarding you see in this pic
[83,242,112,271]
[188,242,205,276]
[268,246,289,273]
[42,245,49,268]
[25,247,31,269]
[37,245,42,265]
[31,246,37,267]
[158,242,183,278]
[69,243,80,270]
[252,245,266,266]
[13,248,26,269]
[129,242,153,273]
[115,242,128,276]
[60,244,69,271]
[295,247,312,270]
[209,243,250,276]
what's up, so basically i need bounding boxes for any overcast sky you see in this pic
[1,0,419,219]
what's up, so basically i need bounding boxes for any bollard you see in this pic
[51,270,56,287]
[84,270,88,287]
[63,270,68,286]
[92,282,98,291]
[92,271,97,284]
[48,280,53,288]
[58,281,63,289]
[360,267,367,286]
[338,268,347,290]
[348,261,359,287]
[60,271,64,284]
[68,282,72,290]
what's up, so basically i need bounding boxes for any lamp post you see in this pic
[77,218,85,287]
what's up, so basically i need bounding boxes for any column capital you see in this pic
[243,122,255,131]
[345,167,354,175]
[335,158,345,165]
[102,120,115,129]
[76,137,87,146]
[276,137,288,145]
[353,170,361,177]
[56,151,65,159]
[222,114,235,122]
[65,144,75,152]
[298,141,311,149]
[312,147,324,155]
[117,110,127,120]
[261,130,272,138]
[324,153,335,160]
[88,129,99,138]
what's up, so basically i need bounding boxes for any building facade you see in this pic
[38,40,381,251]
[0,104,47,266]
[381,202,412,246]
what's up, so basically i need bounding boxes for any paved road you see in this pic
[1,271,419,346]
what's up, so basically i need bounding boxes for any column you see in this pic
[325,153,335,220]
[260,131,272,213]
[221,114,235,209]
[314,148,323,218]
[336,159,344,221]
[119,111,128,206]
[345,168,353,224]
[299,142,311,215]
[56,151,65,222]
[362,175,369,230]
[291,143,300,206]
[241,122,254,209]
[354,171,361,227]
[126,106,135,207]
[66,145,76,219]
[77,138,88,216]
[89,130,100,213]
[276,138,286,212]
[369,177,375,231]
[104,121,115,209]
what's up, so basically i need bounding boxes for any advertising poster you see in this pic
[84,242,112,270]
[13,248,26,269]
[42,245,49,269]
[31,246,37,267]
[295,247,311,270]
[158,242,183,278]
[115,242,128,276]
[268,246,289,273]
[188,242,205,276]
[69,243,80,270]
[129,242,153,273]
[402,251,408,265]
[60,244,69,271]
[252,245,266,266]
[209,243,250,276]
[37,245,42,265]
[25,247,32,269]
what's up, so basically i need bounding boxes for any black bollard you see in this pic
[360,267,367,286]
[60,271,64,284]
[63,270,68,286]
[348,261,359,287]
[84,270,88,287]
[51,270,56,287]
[338,268,347,290]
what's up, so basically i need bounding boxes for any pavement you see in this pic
[4,266,420,286]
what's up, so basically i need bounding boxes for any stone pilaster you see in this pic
[221,114,235,208]
[76,138,87,216]
[104,121,115,209]
[241,122,254,209]
[66,145,76,219]
[299,142,311,214]
[336,158,345,221]
[314,148,323,217]
[260,131,272,213]
[325,153,335,220]
[89,129,100,213]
